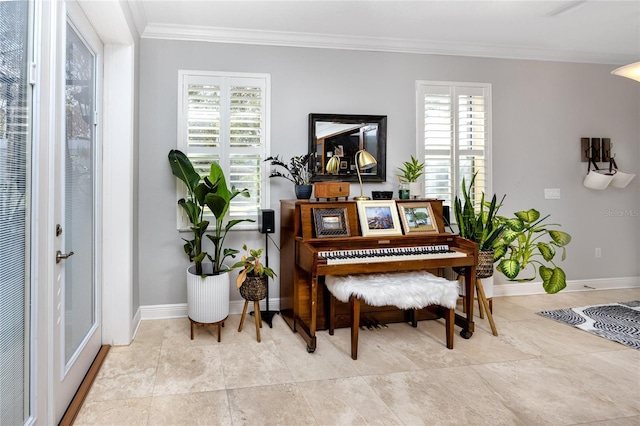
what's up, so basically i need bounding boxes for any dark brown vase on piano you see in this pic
[294,184,313,199]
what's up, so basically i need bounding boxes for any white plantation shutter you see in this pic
[228,82,263,217]
[417,81,491,212]
[178,72,269,228]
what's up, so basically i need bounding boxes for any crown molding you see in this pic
[125,0,148,38]
[141,23,632,65]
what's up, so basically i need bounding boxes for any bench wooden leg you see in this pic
[445,307,454,349]
[410,309,418,327]
[350,296,360,360]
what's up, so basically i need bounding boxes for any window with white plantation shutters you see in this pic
[178,71,269,229]
[416,81,491,214]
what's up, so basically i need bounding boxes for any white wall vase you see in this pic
[583,170,614,190]
[186,264,230,324]
[409,181,423,199]
[610,170,636,188]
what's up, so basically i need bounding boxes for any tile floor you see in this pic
[75,288,640,425]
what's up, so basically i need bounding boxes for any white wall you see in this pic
[138,38,639,307]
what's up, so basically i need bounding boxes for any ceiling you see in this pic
[128,0,640,64]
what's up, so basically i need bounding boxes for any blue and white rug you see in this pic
[537,301,640,350]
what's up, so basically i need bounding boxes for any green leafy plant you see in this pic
[168,149,254,276]
[264,153,312,185]
[454,173,506,251]
[494,209,572,294]
[232,244,277,288]
[397,155,425,183]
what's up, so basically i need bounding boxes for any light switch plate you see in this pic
[544,188,561,199]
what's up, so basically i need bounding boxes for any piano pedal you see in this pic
[360,318,375,330]
[359,318,388,330]
[376,320,389,329]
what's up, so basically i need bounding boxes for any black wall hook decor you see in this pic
[582,137,636,189]
[601,138,611,162]
[581,137,611,163]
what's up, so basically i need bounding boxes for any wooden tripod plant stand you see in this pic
[237,275,268,342]
[238,299,263,342]
[459,275,498,336]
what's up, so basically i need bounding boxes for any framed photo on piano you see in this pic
[397,201,439,235]
[312,207,351,238]
[356,200,403,237]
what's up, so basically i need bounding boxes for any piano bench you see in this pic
[325,271,459,360]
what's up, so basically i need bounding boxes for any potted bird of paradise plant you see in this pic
[168,149,253,330]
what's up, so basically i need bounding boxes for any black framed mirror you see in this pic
[309,113,387,182]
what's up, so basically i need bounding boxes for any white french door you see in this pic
[51,4,103,422]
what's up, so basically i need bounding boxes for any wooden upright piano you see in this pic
[279,199,478,353]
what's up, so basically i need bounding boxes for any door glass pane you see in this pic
[64,23,95,364]
[0,0,30,424]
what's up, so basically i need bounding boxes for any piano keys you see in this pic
[279,199,478,353]
[318,245,467,265]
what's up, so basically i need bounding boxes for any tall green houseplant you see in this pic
[168,149,253,276]
[494,209,572,294]
[454,173,506,252]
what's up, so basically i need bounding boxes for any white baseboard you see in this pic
[139,299,281,321]
[137,277,640,320]
[492,276,640,297]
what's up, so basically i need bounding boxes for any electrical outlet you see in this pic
[595,247,602,258]
[544,188,561,199]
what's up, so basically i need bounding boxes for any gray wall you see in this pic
[138,38,639,306]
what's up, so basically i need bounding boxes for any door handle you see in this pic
[56,250,75,264]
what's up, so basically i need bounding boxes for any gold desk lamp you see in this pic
[354,149,377,200]
[325,155,341,174]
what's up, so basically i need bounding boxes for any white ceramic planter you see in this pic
[610,170,636,188]
[458,274,493,299]
[409,181,423,198]
[187,265,230,324]
[583,170,614,190]
[482,276,493,299]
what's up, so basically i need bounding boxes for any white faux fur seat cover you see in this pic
[325,271,459,310]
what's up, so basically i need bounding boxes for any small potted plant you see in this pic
[397,155,425,199]
[233,244,277,297]
[232,245,277,342]
[264,153,313,199]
